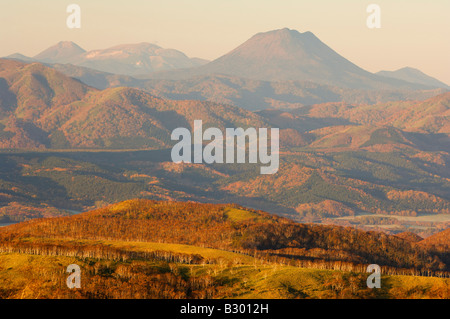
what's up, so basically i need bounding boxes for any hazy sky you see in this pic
[0,0,449,84]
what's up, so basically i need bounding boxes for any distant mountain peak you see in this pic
[4,53,35,62]
[178,28,380,88]
[242,28,318,49]
[377,67,449,89]
[264,27,306,36]
[394,67,435,76]
[40,41,85,52]
[107,42,162,51]
[224,28,324,62]
[33,41,86,63]
[148,28,436,90]
[56,41,84,49]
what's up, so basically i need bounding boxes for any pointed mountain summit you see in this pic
[215,28,350,65]
[202,28,369,83]
[33,41,86,63]
[149,28,432,90]
[377,67,450,89]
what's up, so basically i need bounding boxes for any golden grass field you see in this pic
[1,238,449,299]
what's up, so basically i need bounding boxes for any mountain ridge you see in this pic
[5,29,447,91]
[6,41,209,76]
[44,62,447,111]
[0,59,265,149]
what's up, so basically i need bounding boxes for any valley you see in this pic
[0,143,449,236]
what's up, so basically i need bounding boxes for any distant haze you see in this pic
[0,0,449,84]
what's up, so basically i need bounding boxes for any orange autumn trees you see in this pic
[1,199,449,276]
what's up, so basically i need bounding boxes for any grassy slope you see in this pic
[16,237,256,264]
[1,247,449,299]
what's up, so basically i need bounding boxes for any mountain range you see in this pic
[5,29,449,93]
[1,58,448,150]
[6,41,209,76]
[0,59,265,149]
[46,64,446,111]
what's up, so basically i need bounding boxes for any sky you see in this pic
[0,0,449,84]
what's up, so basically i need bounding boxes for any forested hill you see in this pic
[1,199,448,274]
[0,59,265,149]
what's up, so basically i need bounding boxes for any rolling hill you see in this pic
[395,231,424,243]
[290,92,450,135]
[45,63,447,111]
[0,59,266,149]
[1,199,448,271]
[420,228,450,250]
[0,199,449,299]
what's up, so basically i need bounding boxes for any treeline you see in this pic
[1,239,448,279]
[0,242,205,265]
[251,250,450,278]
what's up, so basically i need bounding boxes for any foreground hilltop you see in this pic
[1,199,448,272]
[0,199,449,299]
